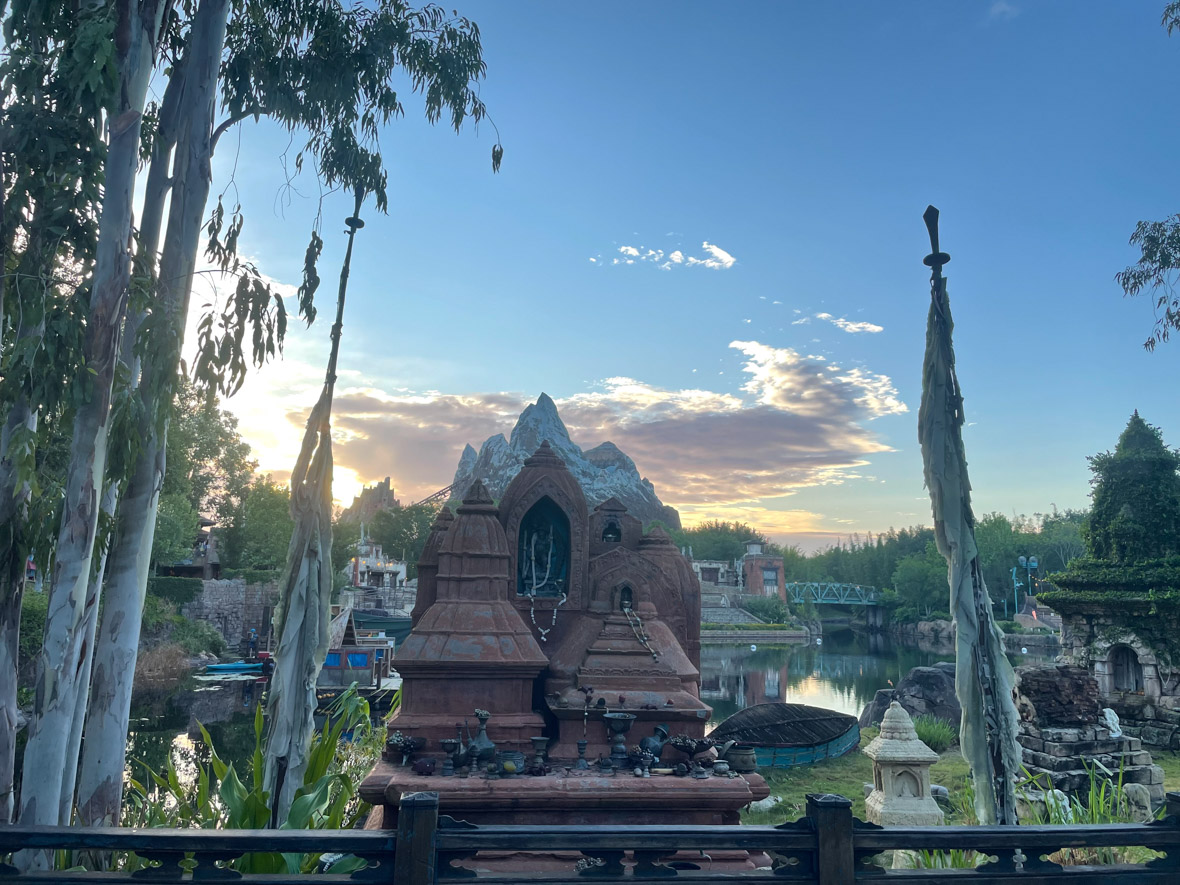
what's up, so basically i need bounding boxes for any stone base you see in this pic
[865,791,944,827]
[360,759,769,827]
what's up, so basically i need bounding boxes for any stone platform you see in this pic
[1018,722,1165,805]
[360,760,769,827]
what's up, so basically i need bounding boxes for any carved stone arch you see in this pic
[498,443,590,617]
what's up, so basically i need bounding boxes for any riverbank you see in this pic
[700,627,810,643]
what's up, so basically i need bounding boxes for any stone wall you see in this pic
[181,578,279,653]
[1055,602,1180,750]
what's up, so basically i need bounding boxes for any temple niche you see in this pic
[496,441,710,759]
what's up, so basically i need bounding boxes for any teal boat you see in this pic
[711,702,860,769]
[204,660,264,674]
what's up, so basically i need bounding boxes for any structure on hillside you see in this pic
[348,528,406,590]
[341,476,400,524]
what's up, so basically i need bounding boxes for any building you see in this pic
[342,476,400,524]
[350,529,407,589]
[740,539,786,599]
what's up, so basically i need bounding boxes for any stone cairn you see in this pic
[1015,664,1164,808]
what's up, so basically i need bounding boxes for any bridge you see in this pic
[785,581,880,606]
[412,484,453,506]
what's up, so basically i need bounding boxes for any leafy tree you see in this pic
[149,492,200,567]
[1115,5,1180,348]
[221,477,295,571]
[668,520,771,563]
[890,542,949,621]
[1083,412,1180,562]
[370,502,442,579]
[1038,508,1085,571]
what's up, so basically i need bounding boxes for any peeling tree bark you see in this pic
[16,0,167,842]
[76,0,229,829]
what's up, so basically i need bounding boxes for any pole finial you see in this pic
[923,205,950,270]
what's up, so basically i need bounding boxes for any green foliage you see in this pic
[741,595,793,624]
[1083,413,1180,563]
[913,715,957,753]
[369,502,440,579]
[332,517,360,577]
[665,520,774,563]
[146,576,203,606]
[170,619,227,657]
[889,542,947,622]
[220,568,282,586]
[221,477,294,571]
[1046,555,1180,594]
[139,594,224,657]
[17,591,48,685]
[124,690,379,872]
[150,491,200,567]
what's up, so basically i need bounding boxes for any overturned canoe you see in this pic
[711,702,860,769]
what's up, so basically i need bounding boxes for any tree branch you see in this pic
[211,108,265,150]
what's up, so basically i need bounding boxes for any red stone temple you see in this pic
[361,442,768,838]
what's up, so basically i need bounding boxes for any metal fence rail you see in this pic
[2,791,1178,884]
[785,582,880,606]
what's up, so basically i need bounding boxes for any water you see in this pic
[699,629,1052,726]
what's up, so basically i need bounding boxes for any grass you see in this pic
[913,715,957,753]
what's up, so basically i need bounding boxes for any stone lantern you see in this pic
[864,702,944,826]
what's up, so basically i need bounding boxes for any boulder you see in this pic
[859,661,961,728]
[1014,664,1100,727]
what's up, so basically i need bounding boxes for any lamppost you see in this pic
[1016,555,1038,615]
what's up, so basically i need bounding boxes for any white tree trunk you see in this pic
[76,0,229,828]
[17,0,167,840]
[0,399,36,824]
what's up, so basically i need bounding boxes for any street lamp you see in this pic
[1015,555,1038,615]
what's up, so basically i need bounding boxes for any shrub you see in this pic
[996,620,1023,633]
[171,617,226,656]
[221,567,281,586]
[147,576,202,605]
[913,714,956,753]
[742,595,791,624]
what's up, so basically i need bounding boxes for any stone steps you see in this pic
[701,607,764,624]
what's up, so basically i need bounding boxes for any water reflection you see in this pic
[700,630,1050,725]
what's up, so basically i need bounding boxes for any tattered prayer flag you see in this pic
[917,206,1022,825]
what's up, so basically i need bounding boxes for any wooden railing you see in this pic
[2,790,1178,883]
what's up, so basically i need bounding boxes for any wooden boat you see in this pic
[710,702,860,769]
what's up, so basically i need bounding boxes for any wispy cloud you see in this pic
[815,312,884,334]
[592,240,738,270]
[988,1,1019,22]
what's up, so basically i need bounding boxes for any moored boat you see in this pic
[711,702,860,769]
[204,660,264,674]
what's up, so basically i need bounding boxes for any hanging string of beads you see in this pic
[623,604,659,662]
[528,588,567,642]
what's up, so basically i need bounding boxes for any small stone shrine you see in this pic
[361,442,767,847]
[1015,664,1164,808]
[864,702,944,827]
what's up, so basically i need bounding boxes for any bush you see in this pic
[742,595,792,624]
[171,617,226,656]
[220,567,281,586]
[996,620,1023,634]
[913,714,957,753]
[147,575,202,605]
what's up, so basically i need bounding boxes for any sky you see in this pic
[188,1,1180,551]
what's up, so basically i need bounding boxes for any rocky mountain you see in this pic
[449,393,681,529]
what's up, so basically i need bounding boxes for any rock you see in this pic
[930,784,949,803]
[449,393,681,529]
[1123,783,1154,822]
[859,661,960,728]
[748,795,781,812]
[1014,664,1100,727]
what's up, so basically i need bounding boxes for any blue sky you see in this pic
[200,1,1180,549]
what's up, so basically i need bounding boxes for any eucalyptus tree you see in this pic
[75,0,499,828]
[0,0,120,823]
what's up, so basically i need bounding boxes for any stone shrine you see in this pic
[362,442,767,844]
[864,703,944,827]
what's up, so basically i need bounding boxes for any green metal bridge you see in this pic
[785,581,880,606]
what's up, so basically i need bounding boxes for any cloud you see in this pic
[988,1,1019,21]
[595,240,737,270]
[242,341,908,534]
[815,312,884,334]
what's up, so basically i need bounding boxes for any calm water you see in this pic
[119,630,1054,774]
[699,629,1052,725]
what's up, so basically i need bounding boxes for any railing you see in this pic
[785,582,880,606]
[2,791,1178,883]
